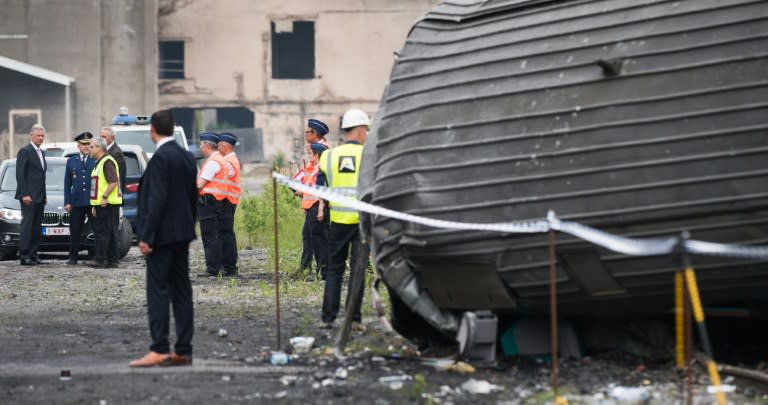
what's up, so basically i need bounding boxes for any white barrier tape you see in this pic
[274,173,548,234]
[273,172,768,259]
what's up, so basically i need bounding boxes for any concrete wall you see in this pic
[158,0,440,164]
[0,0,157,145]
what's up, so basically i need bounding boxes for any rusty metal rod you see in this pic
[548,229,559,397]
[272,170,281,349]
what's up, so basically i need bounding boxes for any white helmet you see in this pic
[341,108,370,129]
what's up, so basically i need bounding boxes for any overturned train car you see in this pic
[358,0,768,338]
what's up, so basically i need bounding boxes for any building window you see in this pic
[159,41,184,79]
[271,21,315,79]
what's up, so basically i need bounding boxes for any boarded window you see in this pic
[271,21,315,79]
[159,41,184,79]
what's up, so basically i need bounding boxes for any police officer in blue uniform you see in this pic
[64,131,97,265]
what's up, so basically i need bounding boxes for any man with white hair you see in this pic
[15,124,47,266]
[88,137,122,268]
[100,126,127,193]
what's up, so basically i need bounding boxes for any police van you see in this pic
[111,108,188,157]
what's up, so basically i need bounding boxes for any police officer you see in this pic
[318,109,369,329]
[88,137,122,268]
[64,131,96,265]
[196,132,234,278]
[301,142,329,282]
[299,119,331,276]
[218,132,241,277]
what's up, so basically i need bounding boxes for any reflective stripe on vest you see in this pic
[224,153,241,204]
[198,153,232,201]
[90,155,123,206]
[319,142,363,224]
[300,163,320,210]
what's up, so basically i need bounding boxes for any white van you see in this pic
[111,109,188,158]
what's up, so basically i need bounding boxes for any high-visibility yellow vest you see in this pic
[224,153,241,204]
[319,142,363,224]
[90,155,123,206]
[198,152,232,201]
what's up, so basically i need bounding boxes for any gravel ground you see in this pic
[1,241,766,404]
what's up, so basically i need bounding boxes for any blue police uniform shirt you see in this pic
[64,153,96,207]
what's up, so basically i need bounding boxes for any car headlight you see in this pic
[0,208,23,221]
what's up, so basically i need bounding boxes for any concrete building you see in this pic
[158,0,440,165]
[0,0,157,158]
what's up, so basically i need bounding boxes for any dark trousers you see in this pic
[68,206,92,260]
[306,203,329,276]
[92,205,119,264]
[220,200,238,274]
[199,196,224,275]
[300,216,313,271]
[321,222,365,323]
[19,201,44,260]
[146,241,194,356]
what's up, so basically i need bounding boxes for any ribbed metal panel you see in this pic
[364,0,768,324]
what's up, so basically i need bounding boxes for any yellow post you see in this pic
[675,271,685,369]
[683,266,726,405]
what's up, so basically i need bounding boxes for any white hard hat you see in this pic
[341,108,370,129]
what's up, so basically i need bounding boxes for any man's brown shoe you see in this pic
[129,351,170,367]
[164,353,193,366]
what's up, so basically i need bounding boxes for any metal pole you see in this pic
[684,271,693,405]
[272,169,281,349]
[548,229,559,398]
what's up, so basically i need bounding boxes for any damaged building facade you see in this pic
[157,0,439,164]
[0,0,157,158]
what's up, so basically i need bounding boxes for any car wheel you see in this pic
[118,220,133,259]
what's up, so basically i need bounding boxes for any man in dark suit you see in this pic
[100,127,127,193]
[64,131,96,265]
[130,110,198,368]
[15,124,47,266]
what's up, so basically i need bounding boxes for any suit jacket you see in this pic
[64,154,96,207]
[107,143,127,192]
[15,143,47,203]
[137,139,197,247]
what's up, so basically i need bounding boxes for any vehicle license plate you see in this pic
[43,227,70,236]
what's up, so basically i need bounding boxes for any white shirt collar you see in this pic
[156,136,175,148]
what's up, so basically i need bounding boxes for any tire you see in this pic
[118,219,133,259]
[388,286,452,349]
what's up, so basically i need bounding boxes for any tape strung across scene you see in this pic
[273,172,768,259]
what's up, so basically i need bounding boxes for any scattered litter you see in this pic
[461,378,504,395]
[59,370,71,381]
[274,390,287,399]
[371,356,386,364]
[707,385,736,394]
[280,376,297,386]
[312,382,320,389]
[431,359,475,374]
[221,375,231,382]
[334,367,348,380]
[321,378,335,387]
[99,400,107,405]
[289,336,315,354]
[379,374,411,390]
[609,386,650,401]
[218,328,228,337]
[270,351,290,365]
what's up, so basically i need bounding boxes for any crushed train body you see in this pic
[358,0,768,337]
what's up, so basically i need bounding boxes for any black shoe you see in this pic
[31,257,46,265]
[106,262,118,269]
[20,258,36,266]
[66,259,78,265]
[87,261,106,268]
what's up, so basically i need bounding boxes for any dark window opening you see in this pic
[271,21,315,79]
[159,41,185,79]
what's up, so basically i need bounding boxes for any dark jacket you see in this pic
[15,143,47,203]
[137,139,197,247]
[64,154,96,207]
[107,142,127,192]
